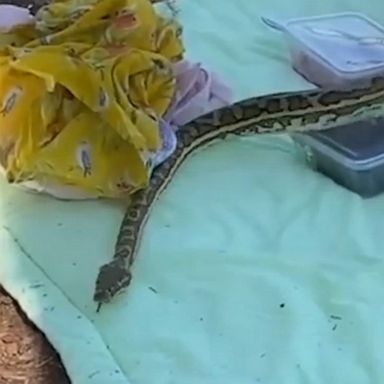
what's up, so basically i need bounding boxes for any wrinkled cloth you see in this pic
[165,59,233,126]
[150,118,177,166]
[0,0,184,199]
[152,59,233,167]
[0,5,34,32]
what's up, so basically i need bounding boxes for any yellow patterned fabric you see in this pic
[0,0,184,198]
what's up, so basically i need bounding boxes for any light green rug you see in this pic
[1,0,384,383]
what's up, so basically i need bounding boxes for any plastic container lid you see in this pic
[285,12,384,75]
[294,118,384,171]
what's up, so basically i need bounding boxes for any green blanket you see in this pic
[1,0,384,383]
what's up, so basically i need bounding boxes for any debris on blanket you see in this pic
[0,0,233,200]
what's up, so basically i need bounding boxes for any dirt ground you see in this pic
[0,2,72,383]
[0,287,71,384]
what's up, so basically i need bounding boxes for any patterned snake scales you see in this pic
[93,76,384,311]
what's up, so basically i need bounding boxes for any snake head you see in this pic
[93,259,132,307]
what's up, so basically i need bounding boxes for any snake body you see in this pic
[93,77,384,310]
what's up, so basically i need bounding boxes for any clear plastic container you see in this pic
[292,118,384,198]
[282,12,384,88]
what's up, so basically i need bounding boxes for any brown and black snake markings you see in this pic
[93,76,384,311]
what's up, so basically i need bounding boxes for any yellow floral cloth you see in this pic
[0,0,184,198]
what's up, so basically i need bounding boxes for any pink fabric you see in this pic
[153,60,233,167]
[164,59,233,127]
[151,119,177,167]
[0,4,34,32]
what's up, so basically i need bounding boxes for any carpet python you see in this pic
[94,76,384,311]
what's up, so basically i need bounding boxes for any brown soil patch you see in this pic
[0,286,70,384]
